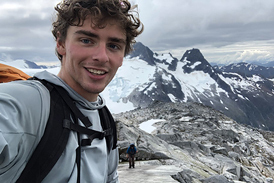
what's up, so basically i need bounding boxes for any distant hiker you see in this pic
[0,0,143,182]
[126,143,138,168]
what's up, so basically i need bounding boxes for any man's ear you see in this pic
[56,32,66,56]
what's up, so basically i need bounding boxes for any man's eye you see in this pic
[81,39,91,44]
[109,44,120,50]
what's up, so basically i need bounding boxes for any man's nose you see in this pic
[92,44,109,63]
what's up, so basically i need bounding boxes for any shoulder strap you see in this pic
[99,106,117,151]
[16,80,71,183]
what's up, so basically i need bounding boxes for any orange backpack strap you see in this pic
[0,63,31,83]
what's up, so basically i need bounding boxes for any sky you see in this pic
[0,0,273,65]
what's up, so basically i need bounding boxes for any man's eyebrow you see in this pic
[109,37,126,45]
[74,30,98,38]
[74,30,126,44]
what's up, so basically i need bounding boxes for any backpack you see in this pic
[0,64,117,183]
[127,144,137,155]
[0,63,31,82]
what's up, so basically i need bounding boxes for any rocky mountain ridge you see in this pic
[115,102,274,183]
[123,42,274,131]
[214,62,274,79]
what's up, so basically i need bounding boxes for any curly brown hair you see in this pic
[52,0,143,61]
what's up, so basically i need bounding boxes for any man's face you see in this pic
[57,17,126,101]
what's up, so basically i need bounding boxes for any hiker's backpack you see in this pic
[0,63,30,82]
[0,63,117,183]
[127,144,137,155]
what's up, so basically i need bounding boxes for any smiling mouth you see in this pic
[86,68,106,75]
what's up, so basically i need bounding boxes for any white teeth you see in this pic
[87,68,106,75]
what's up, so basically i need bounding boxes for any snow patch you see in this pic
[190,61,201,69]
[168,94,177,102]
[179,116,193,122]
[139,119,166,134]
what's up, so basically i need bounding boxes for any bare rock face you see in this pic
[114,102,274,183]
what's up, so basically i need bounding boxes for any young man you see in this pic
[0,0,143,182]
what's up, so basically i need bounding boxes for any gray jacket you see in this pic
[0,71,119,183]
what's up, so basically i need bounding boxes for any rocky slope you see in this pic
[115,102,274,183]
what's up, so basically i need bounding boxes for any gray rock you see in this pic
[212,147,228,156]
[200,175,232,183]
[171,169,203,183]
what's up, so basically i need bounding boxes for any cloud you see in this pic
[135,0,274,63]
[223,50,274,64]
[199,40,274,64]
[0,0,273,64]
[0,0,59,62]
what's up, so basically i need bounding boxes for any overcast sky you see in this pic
[0,0,274,65]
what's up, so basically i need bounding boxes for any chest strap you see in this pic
[63,119,113,146]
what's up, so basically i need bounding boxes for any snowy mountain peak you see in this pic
[128,42,155,66]
[180,48,206,62]
[114,44,274,131]
[179,48,212,74]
